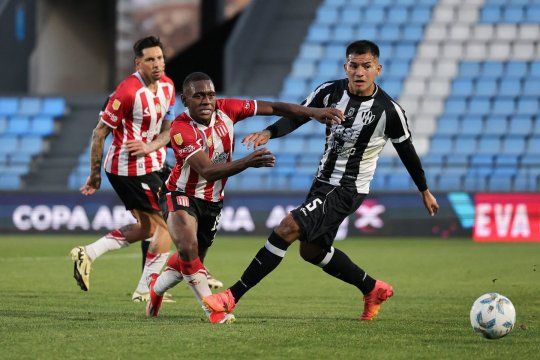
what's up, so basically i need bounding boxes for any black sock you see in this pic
[141,239,150,271]
[230,232,290,301]
[321,247,376,295]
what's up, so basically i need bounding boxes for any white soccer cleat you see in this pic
[132,291,175,303]
[70,246,92,291]
[207,273,224,289]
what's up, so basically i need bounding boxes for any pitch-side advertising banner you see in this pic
[473,193,540,242]
[0,192,465,238]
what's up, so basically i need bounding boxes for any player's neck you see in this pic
[139,71,159,93]
[348,84,376,97]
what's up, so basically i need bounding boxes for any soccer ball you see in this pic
[470,293,516,339]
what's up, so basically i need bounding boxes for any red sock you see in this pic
[178,257,205,276]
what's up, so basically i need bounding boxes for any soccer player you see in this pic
[203,40,440,321]
[145,72,344,323]
[70,36,176,297]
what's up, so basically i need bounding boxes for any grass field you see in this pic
[0,235,538,359]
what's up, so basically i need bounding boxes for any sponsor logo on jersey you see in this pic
[112,99,121,110]
[178,144,196,154]
[173,133,183,145]
[212,152,229,164]
[104,109,118,123]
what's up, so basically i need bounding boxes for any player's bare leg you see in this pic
[168,210,234,323]
[204,214,298,312]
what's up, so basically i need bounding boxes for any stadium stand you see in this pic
[0,97,65,189]
[61,0,540,193]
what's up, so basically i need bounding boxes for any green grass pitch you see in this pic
[0,235,538,359]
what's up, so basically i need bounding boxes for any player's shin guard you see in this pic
[154,252,184,295]
[229,231,290,302]
[318,247,376,295]
[135,251,169,294]
[179,257,212,316]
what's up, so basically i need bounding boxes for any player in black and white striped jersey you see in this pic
[204,40,439,321]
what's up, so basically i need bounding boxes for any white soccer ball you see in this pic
[470,293,516,339]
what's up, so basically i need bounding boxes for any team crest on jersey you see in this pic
[207,135,213,147]
[359,110,376,125]
[215,124,228,137]
[112,99,121,110]
[173,133,183,145]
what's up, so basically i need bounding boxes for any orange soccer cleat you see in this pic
[208,311,236,324]
[146,273,163,317]
[360,280,394,321]
[203,289,236,313]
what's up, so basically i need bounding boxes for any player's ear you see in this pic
[181,94,187,106]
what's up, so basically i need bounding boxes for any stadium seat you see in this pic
[19,136,43,155]
[0,98,19,116]
[454,137,477,155]
[477,137,502,154]
[30,116,55,136]
[0,174,21,189]
[6,116,31,135]
[460,116,483,136]
[19,98,42,116]
[41,98,66,117]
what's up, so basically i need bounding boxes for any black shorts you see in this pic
[165,191,223,249]
[291,179,366,250]
[106,168,169,213]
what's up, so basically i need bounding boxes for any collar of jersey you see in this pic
[133,71,160,94]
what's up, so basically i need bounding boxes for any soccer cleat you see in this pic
[146,273,163,317]
[208,311,236,324]
[207,272,224,289]
[360,280,394,321]
[132,291,150,302]
[70,246,92,291]
[133,291,175,303]
[203,289,236,313]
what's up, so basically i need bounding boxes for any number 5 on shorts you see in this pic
[306,198,322,212]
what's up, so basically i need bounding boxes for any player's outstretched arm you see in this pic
[126,120,172,156]
[187,148,275,182]
[81,120,111,195]
[256,100,343,125]
[392,138,439,216]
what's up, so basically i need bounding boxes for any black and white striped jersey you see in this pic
[303,79,411,194]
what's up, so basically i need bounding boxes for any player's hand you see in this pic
[242,130,271,150]
[126,140,150,156]
[244,148,275,168]
[80,173,101,195]
[310,107,344,125]
[421,189,439,216]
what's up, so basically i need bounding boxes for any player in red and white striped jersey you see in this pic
[145,72,343,323]
[70,36,176,298]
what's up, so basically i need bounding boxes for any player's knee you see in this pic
[299,244,326,265]
[275,215,300,242]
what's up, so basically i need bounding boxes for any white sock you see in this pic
[154,267,184,295]
[182,270,212,316]
[135,252,169,294]
[85,230,129,261]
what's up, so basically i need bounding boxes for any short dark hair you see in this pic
[346,40,379,58]
[133,36,163,58]
[182,72,212,92]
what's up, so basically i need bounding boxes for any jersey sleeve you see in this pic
[170,121,203,161]
[302,82,334,108]
[385,100,411,143]
[101,82,134,129]
[217,98,257,123]
[163,81,176,121]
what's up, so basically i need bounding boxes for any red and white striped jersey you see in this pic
[101,72,176,176]
[166,98,257,202]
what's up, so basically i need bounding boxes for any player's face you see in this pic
[136,46,165,83]
[344,52,381,96]
[183,80,216,124]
